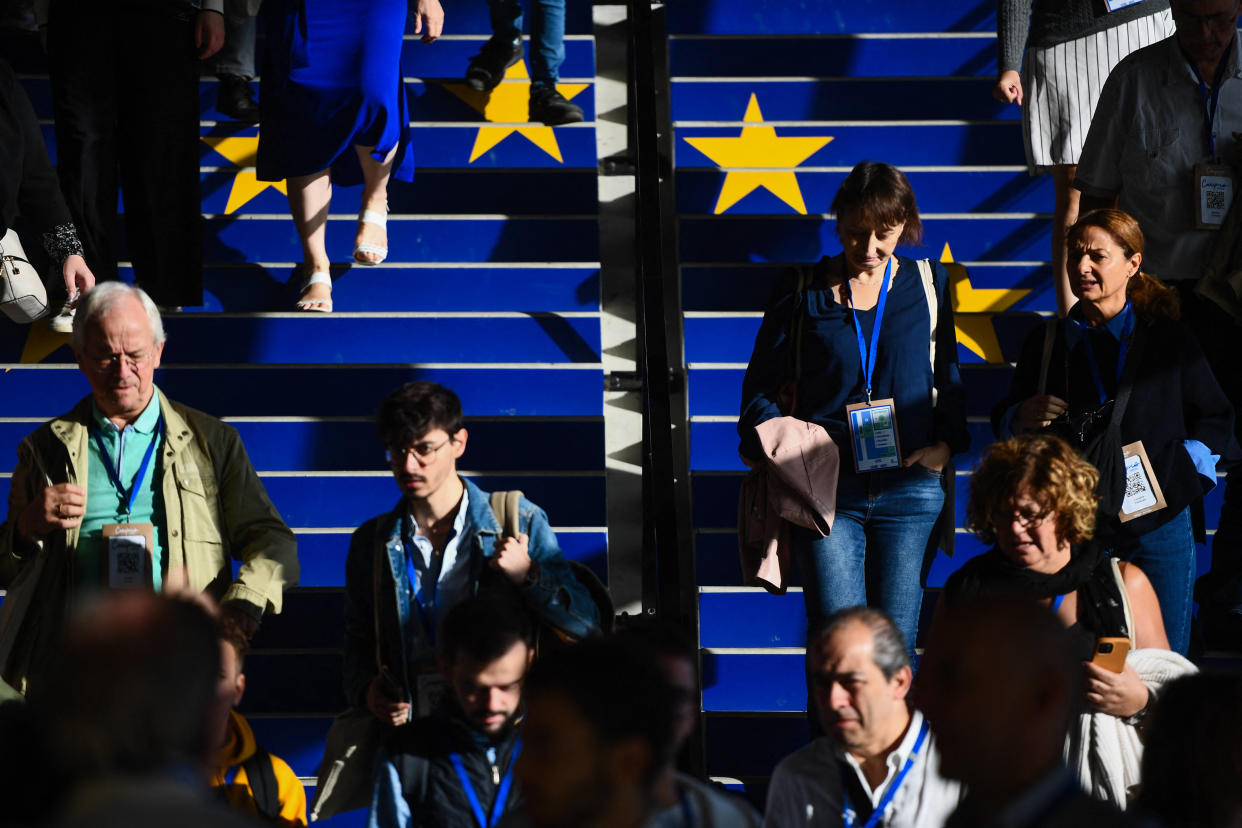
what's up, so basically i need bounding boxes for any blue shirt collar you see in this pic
[1065,300,1133,344]
[90,390,162,434]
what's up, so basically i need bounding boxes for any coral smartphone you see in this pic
[1091,637,1130,673]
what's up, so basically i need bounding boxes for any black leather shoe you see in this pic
[466,36,523,91]
[217,74,260,124]
[528,86,584,126]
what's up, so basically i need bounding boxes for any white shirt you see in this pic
[1075,34,1242,282]
[763,710,962,827]
[404,483,472,635]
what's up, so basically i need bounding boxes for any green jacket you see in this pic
[0,388,298,690]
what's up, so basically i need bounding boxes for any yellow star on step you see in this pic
[200,135,288,215]
[443,61,589,163]
[19,323,71,364]
[683,94,833,215]
[943,243,1030,363]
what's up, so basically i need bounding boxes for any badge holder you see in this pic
[1119,440,1167,523]
[101,522,155,589]
[1195,162,1236,229]
[846,399,902,473]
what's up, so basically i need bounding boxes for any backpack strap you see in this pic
[241,749,281,822]
[1037,317,1058,397]
[916,259,939,406]
[488,490,524,539]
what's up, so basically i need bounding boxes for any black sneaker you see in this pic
[528,86,584,126]
[466,36,523,92]
[217,74,260,124]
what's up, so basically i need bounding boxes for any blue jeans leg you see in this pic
[794,465,945,656]
[1112,507,1196,655]
[527,0,565,87]
[488,0,524,44]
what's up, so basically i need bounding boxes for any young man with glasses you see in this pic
[0,282,298,693]
[342,381,599,731]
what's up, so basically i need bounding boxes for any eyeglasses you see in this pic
[85,350,153,373]
[1173,10,1238,31]
[386,437,454,464]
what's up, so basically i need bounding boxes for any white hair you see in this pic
[71,282,166,353]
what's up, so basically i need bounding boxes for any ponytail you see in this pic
[1127,271,1180,321]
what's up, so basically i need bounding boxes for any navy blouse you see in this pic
[738,254,970,470]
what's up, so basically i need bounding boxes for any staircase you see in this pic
[0,6,609,821]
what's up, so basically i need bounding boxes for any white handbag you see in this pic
[0,227,47,324]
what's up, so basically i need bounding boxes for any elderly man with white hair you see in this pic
[0,282,298,693]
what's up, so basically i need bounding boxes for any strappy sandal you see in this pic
[295,269,333,312]
[353,205,388,266]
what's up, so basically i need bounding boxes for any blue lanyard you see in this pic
[1191,53,1230,157]
[449,739,521,828]
[402,522,439,646]
[1081,309,1134,404]
[848,257,893,404]
[678,789,695,827]
[90,415,162,518]
[1051,593,1066,611]
[841,720,929,828]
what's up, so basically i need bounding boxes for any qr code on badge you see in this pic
[1207,189,1226,211]
[115,548,141,574]
[1125,466,1146,497]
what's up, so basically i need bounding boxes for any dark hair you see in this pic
[1067,209,1179,321]
[611,618,695,667]
[33,593,221,778]
[831,161,923,245]
[810,606,909,680]
[220,615,250,667]
[966,433,1099,548]
[524,640,679,785]
[438,593,535,665]
[1136,673,1242,828]
[376,381,465,450]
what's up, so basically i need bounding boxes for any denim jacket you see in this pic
[343,477,600,710]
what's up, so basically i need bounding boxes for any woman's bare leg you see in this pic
[287,168,333,307]
[354,143,398,262]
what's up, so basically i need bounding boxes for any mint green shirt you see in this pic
[77,394,166,590]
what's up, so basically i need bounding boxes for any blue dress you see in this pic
[258,0,415,185]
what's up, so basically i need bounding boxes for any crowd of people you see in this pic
[0,0,582,320]
[2,0,1242,825]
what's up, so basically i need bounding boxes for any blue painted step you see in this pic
[671,79,1011,122]
[108,265,601,315]
[676,123,1026,167]
[0,474,606,531]
[240,651,345,714]
[682,264,1054,314]
[0,367,605,417]
[686,365,1019,419]
[0,315,601,365]
[679,218,1049,265]
[676,170,1052,216]
[703,715,810,779]
[670,36,998,78]
[295,530,607,588]
[665,0,997,34]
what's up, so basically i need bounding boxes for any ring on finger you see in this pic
[55,503,63,518]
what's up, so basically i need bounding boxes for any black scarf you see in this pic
[944,540,1129,646]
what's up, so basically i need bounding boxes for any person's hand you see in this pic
[993,70,1024,105]
[61,255,94,304]
[1016,395,1068,432]
[903,441,950,472]
[491,532,532,584]
[195,10,225,59]
[1083,661,1149,718]
[16,483,86,542]
[412,0,444,43]
[367,671,410,726]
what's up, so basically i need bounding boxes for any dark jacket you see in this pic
[368,710,526,828]
[342,477,600,710]
[991,311,1237,540]
[738,255,969,470]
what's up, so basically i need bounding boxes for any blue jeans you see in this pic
[207,0,258,78]
[488,0,565,86]
[793,464,945,656]
[1110,506,1196,655]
